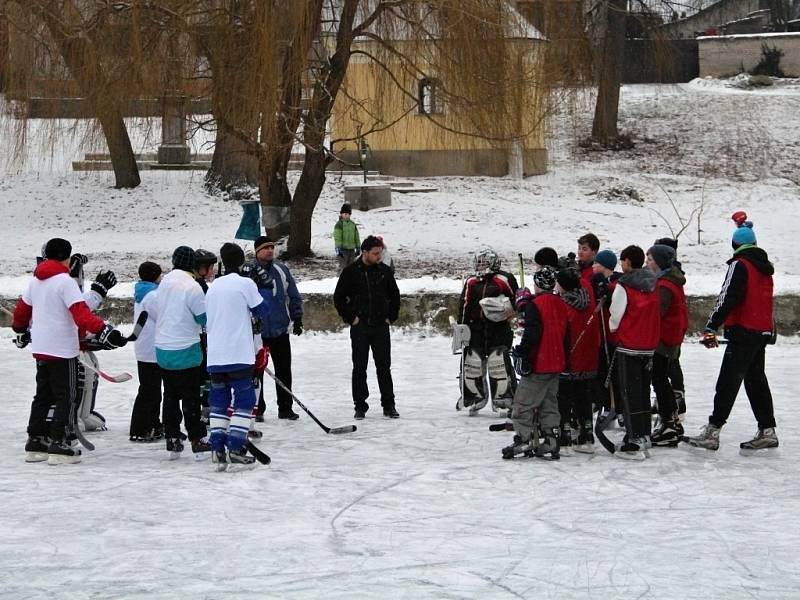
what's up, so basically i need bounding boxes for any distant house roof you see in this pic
[321,0,544,42]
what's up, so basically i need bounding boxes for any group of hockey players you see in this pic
[9,208,779,468]
[12,235,304,470]
[455,212,779,461]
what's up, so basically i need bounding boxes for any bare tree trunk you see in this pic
[206,124,259,191]
[287,148,327,256]
[98,109,141,188]
[259,148,293,241]
[591,0,627,144]
[31,0,140,188]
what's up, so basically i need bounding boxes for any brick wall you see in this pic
[698,32,800,76]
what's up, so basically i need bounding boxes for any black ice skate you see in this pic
[227,447,257,471]
[535,429,560,461]
[614,436,649,461]
[166,437,184,460]
[739,428,779,456]
[191,438,211,461]
[47,439,82,465]
[574,421,595,455]
[25,436,49,463]
[651,420,684,448]
[558,425,573,457]
[501,435,534,460]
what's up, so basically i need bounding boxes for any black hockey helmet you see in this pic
[194,248,217,267]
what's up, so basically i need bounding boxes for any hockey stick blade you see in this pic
[594,408,617,454]
[263,366,356,435]
[327,425,357,435]
[245,442,271,464]
[79,357,132,383]
[489,422,514,432]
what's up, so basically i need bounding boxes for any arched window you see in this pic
[418,77,442,115]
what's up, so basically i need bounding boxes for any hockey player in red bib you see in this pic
[684,216,778,453]
[607,245,660,460]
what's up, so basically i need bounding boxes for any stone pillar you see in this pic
[158,95,190,165]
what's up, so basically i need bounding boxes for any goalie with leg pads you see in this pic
[455,247,516,414]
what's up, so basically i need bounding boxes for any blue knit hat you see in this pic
[594,249,617,271]
[732,224,756,247]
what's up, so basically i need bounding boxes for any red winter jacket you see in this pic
[657,268,688,348]
[613,269,660,352]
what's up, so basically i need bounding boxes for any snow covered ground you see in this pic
[0,328,798,599]
[1,81,799,295]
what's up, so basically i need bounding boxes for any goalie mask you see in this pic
[473,247,500,275]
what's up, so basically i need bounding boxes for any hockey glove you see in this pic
[293,318,303,336]
[511,345,532,377]
[13,331,31,349]
[97,324,127,349]
[514,287,533,312]
[91,270,117,298]
[242,263,274,289]
[69,253,89,278]
[701,329,719,349]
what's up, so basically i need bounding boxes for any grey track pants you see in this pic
[511,373,560,441]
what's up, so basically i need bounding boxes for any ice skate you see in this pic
[739,428,778,456]
[212,449,228,472]
[614,436,648,461]
[191,438,211,461]
[47,440,82,465]
[166,437,184,460]
[675,390,686,422]
[226,447,257,471]
[651,420,684,448]
[535,429,560,461]
[501,435,533,460]
[574,421,595,454]
[25,436,49,463]
[558,425,573,457]
[682,423,720,451]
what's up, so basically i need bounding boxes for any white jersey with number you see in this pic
[206,274,263,368]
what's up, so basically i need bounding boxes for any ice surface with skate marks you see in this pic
[0,330,798,599]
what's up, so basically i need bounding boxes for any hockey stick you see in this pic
[245,441,271,465]
[697,339,728,346]
[518,253,525,289]
[594,307,618,455]
[78,356,132,383]
[263,366,357,435]
[489,421,514,432]
[126,311,148,342]
[570,296,607,354]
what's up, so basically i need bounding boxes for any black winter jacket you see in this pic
[334,259,401,326]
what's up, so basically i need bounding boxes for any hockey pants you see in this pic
[208,368,257,453]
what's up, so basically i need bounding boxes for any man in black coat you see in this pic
[334,235,401,419]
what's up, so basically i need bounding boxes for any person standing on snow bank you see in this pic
[333,203,360,274]
[334,235,401,420]
[12,238,127,465]
[684,220,779,453]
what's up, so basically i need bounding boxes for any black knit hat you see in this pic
[138,261,162,283]
[533,266,557,291]
[44,238,72,261]
[534,247,558,268]
[361,235,385,252]
[254,235,275,254]
[655,237,678,250]
[220,242,245,271]
[172,245,196,272]
[556,267,581,292]
[340,203,352,214]
[647,244,676,270]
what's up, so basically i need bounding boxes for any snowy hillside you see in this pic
[1,81,799,296]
